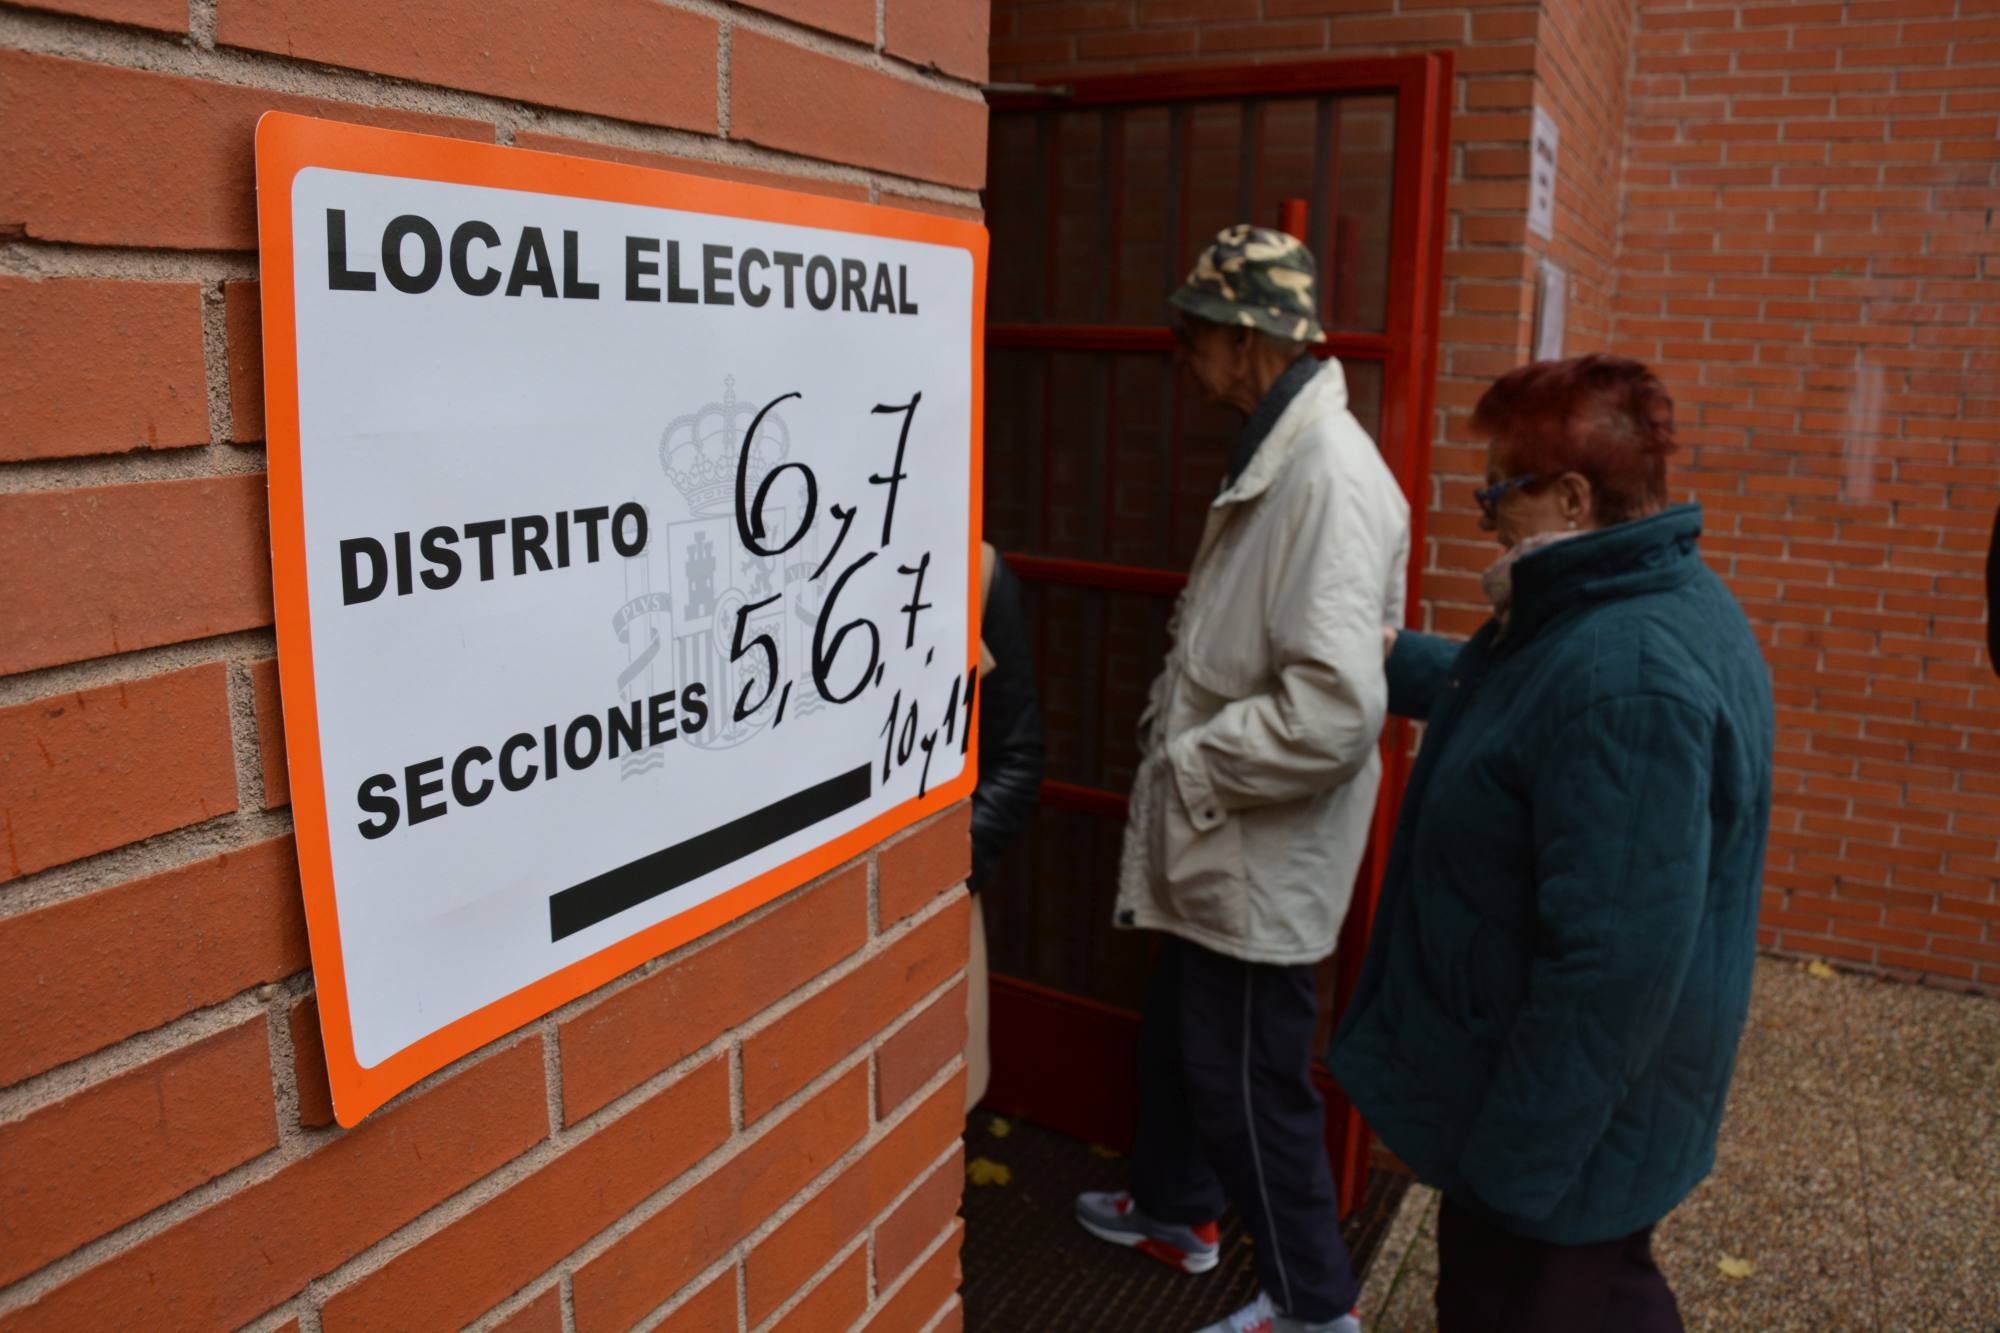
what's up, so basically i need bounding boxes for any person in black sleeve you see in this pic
[966,540,1045,1108]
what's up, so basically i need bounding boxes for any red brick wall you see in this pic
[0,3,984,1328]
[1616,0,2000,991]
[1535,0,1639,352]
[990,0,2000,994]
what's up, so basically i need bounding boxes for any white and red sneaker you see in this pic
[1074,1190,1221,1273]
[1191,1293,1362,1333]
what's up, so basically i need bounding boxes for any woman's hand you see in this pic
[1382,626,1398,661]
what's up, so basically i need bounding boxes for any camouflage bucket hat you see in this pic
[1168,224,1326,344]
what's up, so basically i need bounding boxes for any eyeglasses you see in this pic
[1473,473,1544,518]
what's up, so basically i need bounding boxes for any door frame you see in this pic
[982,52,1453,1216]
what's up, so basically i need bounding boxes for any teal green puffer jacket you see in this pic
[1329,505,1774,1244]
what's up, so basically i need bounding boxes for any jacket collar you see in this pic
[1214,358,1349,507]
[1224,353,1319,490]
[1504,503,1706,642]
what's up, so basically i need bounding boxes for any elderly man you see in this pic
[1074,226,1410,1333]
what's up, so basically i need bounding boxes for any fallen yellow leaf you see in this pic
[967,1157,1012,1187]
[988,1116,1013,1139]
[1717,1255,1755,1280]
[1805,960,1837,980]
[1089,1144,1122,1159]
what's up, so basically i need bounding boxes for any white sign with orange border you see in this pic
[255,113,986,1125]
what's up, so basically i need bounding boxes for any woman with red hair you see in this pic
[1330,356,1775,1331]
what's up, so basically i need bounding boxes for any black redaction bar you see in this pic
[548,764,873,941]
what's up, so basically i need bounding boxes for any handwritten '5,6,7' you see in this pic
[724,390,950,728]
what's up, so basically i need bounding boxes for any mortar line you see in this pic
[746,1231,868,1333]
[716,16,732,139]
[627,1250,740,1332]
[197,277,235,447]
[542,1021,566,1139]
[0,435,269,493]
[867,1208,962,1319]
[223,655,267,818]
[459,1273,561,1333]
[263,976,313,1152]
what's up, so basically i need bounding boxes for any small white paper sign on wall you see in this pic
[1535,260,1567,362]
[1528,106,1559,242]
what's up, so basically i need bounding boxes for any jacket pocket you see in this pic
[1159,788,1248,942]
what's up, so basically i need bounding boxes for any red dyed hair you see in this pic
[1471,355,1678,524]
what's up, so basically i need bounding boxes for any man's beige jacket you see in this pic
[1116,359,1411,965]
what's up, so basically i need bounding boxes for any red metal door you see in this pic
[979,54,1452,1215]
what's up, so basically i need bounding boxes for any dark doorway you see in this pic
[977,52,1453,1212]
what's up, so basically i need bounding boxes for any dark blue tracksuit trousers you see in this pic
[1130,934,1359,1324]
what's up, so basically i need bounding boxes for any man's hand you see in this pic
[1382,626,1398,660]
